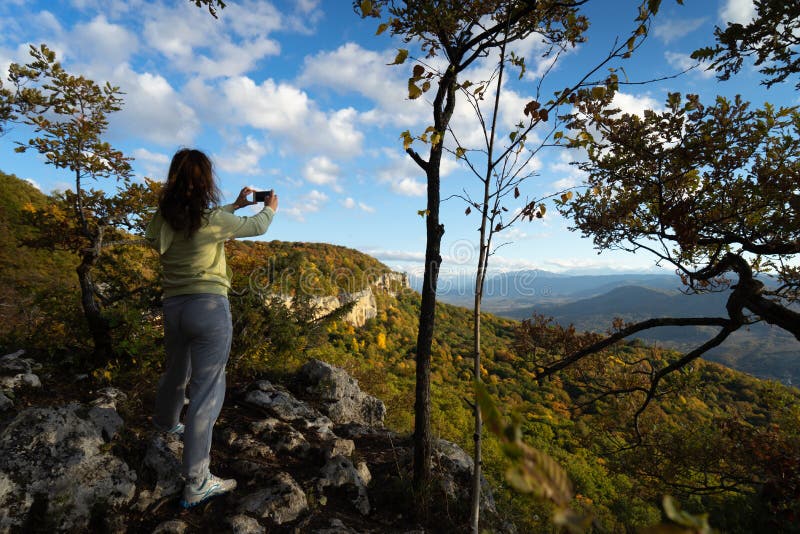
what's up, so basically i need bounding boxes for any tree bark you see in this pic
[470,243,486,532]
[413,66,458,495]
[77,250,112,362]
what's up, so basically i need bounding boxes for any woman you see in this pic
[145,148,279,508]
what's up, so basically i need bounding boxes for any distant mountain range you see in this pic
[423,271,799,386]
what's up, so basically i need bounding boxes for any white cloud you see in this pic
[365,249,426,262]
[377,156,425,197]
[548,151,587,191]
[296,0,319,13]
[719,0,755,25]
[391,177,426,197]
[283,189,328,222]
[132,147,169,177]
[299,42,429,128]
[664,51,715,79]
[107,64,200,145]
[33,10,64,36]
[70,0,140,16]
[143,1,281,78]
[72,15,138,66]
[214,136,268,175]
[653,17,707,43]
[221,76,363,157]
[24,178,42,191]
[340,196,374,213]
[611,91,662,118]
[303,156,341,190]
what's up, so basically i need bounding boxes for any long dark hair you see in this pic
[159,149,221,238]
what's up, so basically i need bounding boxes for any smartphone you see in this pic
[252,190,272,202]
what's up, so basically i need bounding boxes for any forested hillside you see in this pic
[504,285,800,385]
[1,172,798,532]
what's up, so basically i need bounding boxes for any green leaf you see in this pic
[400,130,412,150]
[509,131,518,142]
[475,381,503,435]
[388,49,408,66]
[553,507,593,534]
[408,80,422,99]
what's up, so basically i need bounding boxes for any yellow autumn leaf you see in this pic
[388,48,408,65]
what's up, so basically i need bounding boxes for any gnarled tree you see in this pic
[545,88,799,437]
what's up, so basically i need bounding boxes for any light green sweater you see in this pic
[145,204,275,298]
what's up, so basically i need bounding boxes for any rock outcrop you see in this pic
[296,359,386,427]
[0,388,136,533]
[268,287,378,328]
[0,356,509,533]
[374,271,410,297]
[0,350,42,411]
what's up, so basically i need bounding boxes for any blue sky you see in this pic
[1,0,796,277]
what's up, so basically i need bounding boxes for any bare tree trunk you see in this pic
[77,250,112,362]
[74,167,112,363]
[413,66,459,497]
[470,32,507,530]
[470,245,486,532]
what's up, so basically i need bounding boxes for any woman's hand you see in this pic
[267,190,279,212]
[232,187,257,210]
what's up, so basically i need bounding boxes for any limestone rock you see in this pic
[0,350,29,375]
[334,422,399,440]
[323,438,356,460]
[312,517,361,534]
[152,519,189,533]
[433,439,496,516]
[87,389,126,442]
[338,288,378,327]
[0,392,11,412]
[317,455,371,516]
[248,418,309,457]
[374,271,411,297]
[229,434,275,460]
[238,472,308,525]
[267,287,377,328]
[0,373,41,391]
[226,514,266,534]
[0,351,41,395]
[297,360,386,427]
[245,380,323,422]
[142,432,184,501]
[0,402,136,532]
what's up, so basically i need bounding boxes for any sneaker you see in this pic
[167,422,185,436]
[180,474,237,508]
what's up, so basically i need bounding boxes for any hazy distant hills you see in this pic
[428,272,799,386]
[420,270,683,310]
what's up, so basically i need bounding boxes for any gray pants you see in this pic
[153,293,232,483]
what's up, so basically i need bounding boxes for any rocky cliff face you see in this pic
[266,270,410,329]
[0,354,510,533]
[374,272,410,297]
